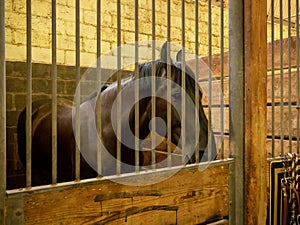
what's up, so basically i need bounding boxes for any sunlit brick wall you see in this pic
[5,0,229,68]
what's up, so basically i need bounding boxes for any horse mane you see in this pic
[132,59,203,101]
[131,60,166,90]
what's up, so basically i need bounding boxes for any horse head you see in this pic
[144,42,216,164]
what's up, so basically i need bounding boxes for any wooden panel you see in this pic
[7,164,229,225]
[267,71,299,103]
[213,136,299,161]
[266,105,299,137]
[204,107,230,134]
[186,51,229,80]
[266,138,299,157]
[204,106,298,138]
[267,36,300,71]
[200,78,230,106]
[187,36,299,82]
[200,71,298,106]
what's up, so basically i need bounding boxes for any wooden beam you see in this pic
[267,36,300,70]
[244,0,268,224]
[7,164,230,225]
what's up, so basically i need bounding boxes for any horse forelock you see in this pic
[134,60,166,90]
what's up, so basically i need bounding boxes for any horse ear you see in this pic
[176,49,183,62]
[160,42,168,63]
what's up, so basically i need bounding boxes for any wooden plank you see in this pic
[267,36,300,71]
[266,105,299,138]
[214,135,298,161]
[200,71,298,106]
[244,0,268,224]
[266,138,299,157]
[186,51,229,80]
[7,164,230,225]
[199,79,230,106]
[187,36,299,82]
[267,71,299,103]
[204,106,298,138]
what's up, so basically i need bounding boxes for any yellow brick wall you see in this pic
[267,23,296,42]
[5,0,229,69]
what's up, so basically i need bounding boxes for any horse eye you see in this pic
[172,93,181,101]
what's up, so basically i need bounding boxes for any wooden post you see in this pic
[244,0,268,224]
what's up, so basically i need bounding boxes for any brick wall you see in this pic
[5,61,127,188]
[5,0,229,67]
[5,0,231,188]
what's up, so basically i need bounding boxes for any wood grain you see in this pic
[215,135,299,160]
[200,71,298,106]
[244,0,268,224]
[8,164,230,225]
[203,106,298,138]
[186,36,299,81]
[267,36,300,71]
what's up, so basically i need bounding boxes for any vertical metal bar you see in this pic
[271,0,275,157]
[220,0,224,159]
[96,0,102,176]
[287,0,292,153]
[26,0,32,188]
[75,0,81,180]
[279,0,284,155]
[166,0,172,167]
[134,0,139,172]
[296,0,300,154]
[51,0,57,184]
[181,0,186,165]
[194,0,200,163]
[207,0,212,161]
[116,0,122,175]
[228,0,244,223]
[151,0,156,168]
[0,0,6,222]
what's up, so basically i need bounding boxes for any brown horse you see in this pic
[17,43,216,186]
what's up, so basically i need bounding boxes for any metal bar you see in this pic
[116,0,122,175]
[279,0,284,155]
[194,0,200,163]
[297,0,300,154]
[166,0,172,167]
[134,0,139,172]
[271,0,275,157]
[0,0,6,222]
[151,0,156,168]
[96,0,102,176]
[181,0,186,165]
[208,0,212,161]
[228,0,244,223]
[51,0,57,184]
[287,0,292,153]
[220,0,224,159]
[75,0,80,180]
[26,0,32,188]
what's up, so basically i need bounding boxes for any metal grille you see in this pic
[0,0,246,224]
[268,0,300,158]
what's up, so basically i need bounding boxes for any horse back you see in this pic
[17,98,78,185]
